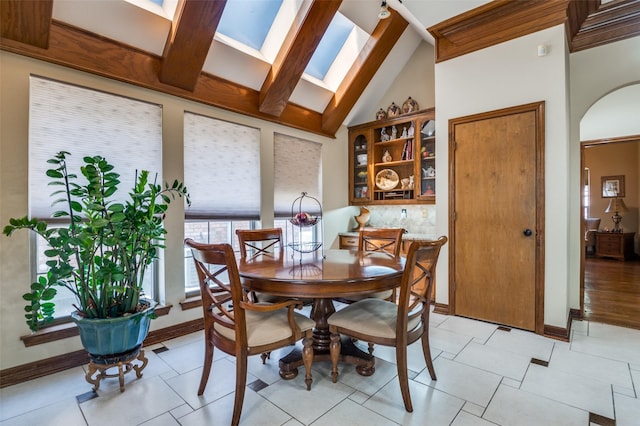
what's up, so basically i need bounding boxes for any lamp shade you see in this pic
[605,197,628,213]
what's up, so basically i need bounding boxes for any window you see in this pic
[184,220,253,295]
[183,112,261,295]
[28,76,163,320]
[583,167,591,219]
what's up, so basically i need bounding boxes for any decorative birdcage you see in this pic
[287,192,323,256]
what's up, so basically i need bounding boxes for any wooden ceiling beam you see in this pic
[0,20,329,137]
[159,0,226,92]
[321,8,408,135]
[259,0,341,117]
[0,0,52,49]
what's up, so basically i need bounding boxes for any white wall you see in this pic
[0,51,345,369]
[434,25,571,328]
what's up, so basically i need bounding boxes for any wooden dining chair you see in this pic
[185,239,314,425]
[236,227,284,260]
[338,227,405,304]
[328,236,448,412]
[236,228,288,304]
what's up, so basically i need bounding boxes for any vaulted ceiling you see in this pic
[1,0,639,138]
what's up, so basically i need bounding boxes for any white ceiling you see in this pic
[50,0,491,128]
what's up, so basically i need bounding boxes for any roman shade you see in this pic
[273,133,322,217]
[184,112,261,219]
[29,76,162,220]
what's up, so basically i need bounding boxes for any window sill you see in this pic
[20,304,172,347]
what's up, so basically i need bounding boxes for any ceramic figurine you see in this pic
[391,125,397,139]
[408,123,415,137]
[376,108,387,120]
[382,149,392,162]
[380,127,390,141]
[401,127,408,138]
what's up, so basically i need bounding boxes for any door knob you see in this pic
[523,229,533,237]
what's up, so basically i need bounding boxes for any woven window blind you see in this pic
[273,133,322,217]
[29,76,163,220]
[183,112,261,219]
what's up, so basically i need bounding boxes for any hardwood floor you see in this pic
[583,255,640,330]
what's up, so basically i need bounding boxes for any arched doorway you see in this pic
[579,84,640,329]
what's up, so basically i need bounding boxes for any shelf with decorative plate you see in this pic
[348,108,435,205]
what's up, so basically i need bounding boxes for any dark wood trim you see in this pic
[0,20,331,138]
[543,308,581,341]
[570,0,640,52]
[0,0,53,49]
[159,0,226,91]
[259,0,341,117]
[1,318,203,388]
[432,302,450,315]
[428,0,640,62]
[448,101,545,334]
[321,7,408,135]
[20,305,172,347]
[428,0,569,63]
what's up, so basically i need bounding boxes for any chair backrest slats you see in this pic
[185,239,247,339]
[236,228,284,260]
[358,227,404,257]
[397,237,447,335]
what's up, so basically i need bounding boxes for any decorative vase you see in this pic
[386,102,400,118]
[71,299,157,357]
[376,108,387,120]
[402,97,419,114]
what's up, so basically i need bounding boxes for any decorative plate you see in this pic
[375,169,399,190]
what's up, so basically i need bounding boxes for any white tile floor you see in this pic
[2,307,640,426]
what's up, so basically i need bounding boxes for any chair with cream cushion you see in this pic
[584,217,600,255]
[328,236,447,412]
[185,239,314,425]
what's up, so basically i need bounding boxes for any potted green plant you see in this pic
[3,151,189,358]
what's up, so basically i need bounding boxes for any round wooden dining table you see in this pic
[238,248,405,379]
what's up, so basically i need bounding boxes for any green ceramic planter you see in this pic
[71,300,157,357]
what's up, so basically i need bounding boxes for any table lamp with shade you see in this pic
[605,197,628,232]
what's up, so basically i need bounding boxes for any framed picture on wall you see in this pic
[601,175,625,198]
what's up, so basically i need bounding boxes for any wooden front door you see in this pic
[449,102,544,332]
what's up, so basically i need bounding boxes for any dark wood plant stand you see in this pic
[85,345,148,392]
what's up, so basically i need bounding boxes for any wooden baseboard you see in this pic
[543,308,581,342]
[433,302,450,315]
[0,319,203,388]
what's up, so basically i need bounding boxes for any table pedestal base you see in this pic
[278,336,375,380]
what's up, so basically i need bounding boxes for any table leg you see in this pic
[277,298,374,379]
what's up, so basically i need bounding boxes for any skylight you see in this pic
[305,13,354,80]
[217,0,284,51]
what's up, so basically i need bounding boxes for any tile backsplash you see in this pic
[349,205,436,235]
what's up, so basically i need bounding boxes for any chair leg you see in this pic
[302,331,313,390]
[198,341,214,395]
[232,351,248,426]
[329,329,341,383]
[421,329,437,381]
[395,345,413,412]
